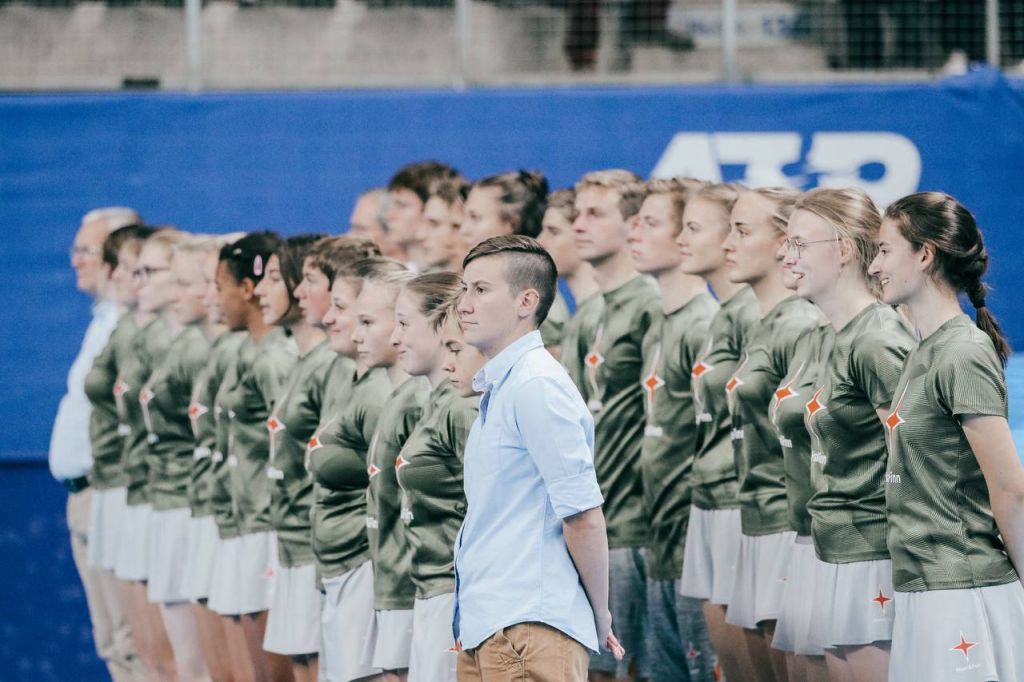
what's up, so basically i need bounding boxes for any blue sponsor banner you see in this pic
[2,68,1023,461]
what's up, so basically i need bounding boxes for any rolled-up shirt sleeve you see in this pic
[515,375,604,518]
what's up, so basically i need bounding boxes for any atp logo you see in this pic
[652,132,921,207]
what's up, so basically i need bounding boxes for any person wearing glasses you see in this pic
[50,207,148,682]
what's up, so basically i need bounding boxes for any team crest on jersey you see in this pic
[395,454,409,471]
[266,415,286,434]
[885,385,909,446]
[113,377,129,398]
[139,387,154,406]
[871,588,891,611]
[188,401,208,426]
[770,361,804,424]
[368,463,381,478]
[584,324,605,412]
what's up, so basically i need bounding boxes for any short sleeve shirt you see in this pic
[267,340,337,568]
[885,315,1017,592]
[584,275,661,548]
[222,328,297,535]
[806,303,915,563]
[729,295,819,535]
[141,324,210,511]
[640,292,718,580]
[397,379,477,599]
[309,366,390,579]
[366,375,430,609]
[690,286,760,510]
[769,323,834,537]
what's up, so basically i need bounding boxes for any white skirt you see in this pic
[408,593,458,682]
[87,486,127,570]
[264,563,321,656]
[725,530,795,629]
[679,506,742,606]
[321,561,381,682]
[772,535,826,656]
[180,515,220,603]
[114,503,152,582]
[890,581,1024,682]
[810,557,894,649]
[147,507,192,604]
[207,536,243,616]
[361,608,414,671]
[235,531,277,615]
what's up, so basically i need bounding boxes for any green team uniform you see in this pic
[266,340,336,568]
[768,323,834,537]
[540,290,570,348]
[396,379,477,598]
[560,293,604,406]
[366,376,430,610]
[584,275,661,548]
[885,315,1018,592]
[85,311,136,490]
[690,286,760,510]
[309,366,391,579]
[807,302,914,563]
[221,328,297,535]
[211,340,247,539]
[729,295,818,536]
[188,331,246,519]
[141,324,210,511]
[119,315,174,507]
[640,293,718,580]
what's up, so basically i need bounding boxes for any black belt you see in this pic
[62,476,90,494]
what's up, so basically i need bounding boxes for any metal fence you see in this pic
[0,0,1022,90]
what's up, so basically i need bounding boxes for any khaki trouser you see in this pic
[457,622,589,682]
[67,487,147,681]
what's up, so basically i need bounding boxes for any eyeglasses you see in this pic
[783,238,842,259]
[132,266,170,281]
[69,245,102,259]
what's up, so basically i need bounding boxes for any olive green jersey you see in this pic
[188,331,245,518]
[769,323,834,537]
[267,340,336,568]
[807,303,914,563]
[885,315,1017,592]
[309,355,356,577]
[85,311,136,490]
[211,339,248,539]
[221,328,297,535]
[540,290,570,348]
[310,366,390,579]
[366,376,430,609]
[690,287,760,510]
[641,292,718,580]
[730,295,819,536]
[141,324,210,511]
[560,293,604,406]
[396,379,477,599]
[120,315,175,507]
[584,275,661,548]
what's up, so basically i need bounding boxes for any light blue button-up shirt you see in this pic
[453,330,605,652]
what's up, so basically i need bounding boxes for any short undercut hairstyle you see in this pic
[462,235,557,326]
[306,235,381,285]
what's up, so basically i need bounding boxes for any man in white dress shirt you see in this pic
[50,206,146,681]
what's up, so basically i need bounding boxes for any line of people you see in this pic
[51,160,1024,682]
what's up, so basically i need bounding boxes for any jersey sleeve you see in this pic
[933,338,1008,419]
[851,326,914,408]
[444,397,478,464]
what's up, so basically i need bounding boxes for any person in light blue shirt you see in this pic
[453,234,624,681]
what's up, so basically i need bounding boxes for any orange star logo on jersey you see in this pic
[885,385,909,441]
[307,434,323,453]
[687,643,702,660]
[871,589,891,611]
[368,463,380,478]
[691,360,712,380]
[139,387,154,406]
[770,364,804,423]
[266,415,285,434]
[725,375,741,394]
[642,345,665,414]
[396,454,408,470]
[805,387,825,419]
[113,377,129,398]
[951,632,978,660]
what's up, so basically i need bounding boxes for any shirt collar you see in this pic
[472,330,543,394]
